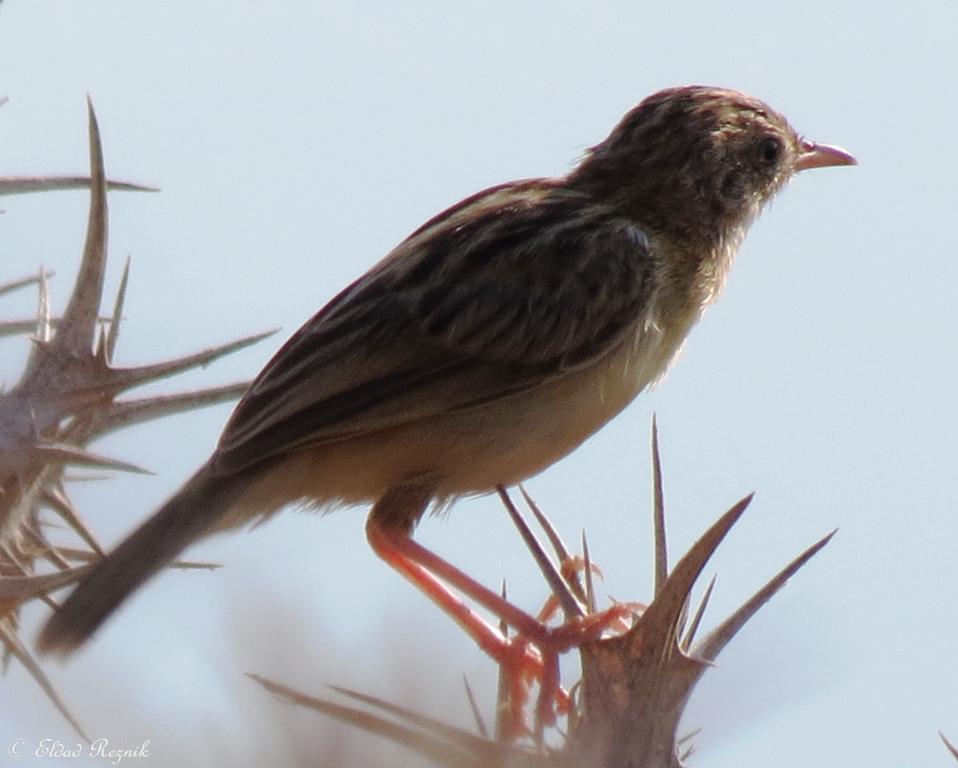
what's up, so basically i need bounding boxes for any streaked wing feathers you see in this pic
[214,183,653,473]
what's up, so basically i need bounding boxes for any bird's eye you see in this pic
[756,136,782,166]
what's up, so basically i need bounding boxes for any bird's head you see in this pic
[571,85,855,243]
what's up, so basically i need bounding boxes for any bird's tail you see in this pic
[38,462,247,655]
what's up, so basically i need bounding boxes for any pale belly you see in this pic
[233,316,690,519]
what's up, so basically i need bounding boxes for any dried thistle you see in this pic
[0,99,269,736]
[941,731,958,762]
[249,420,834,767]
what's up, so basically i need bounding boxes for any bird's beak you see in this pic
[795,140,857,172]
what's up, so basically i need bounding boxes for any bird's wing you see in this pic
[214,184,654,473]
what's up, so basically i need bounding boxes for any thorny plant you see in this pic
[0,98,269,737]
[250,421,836,768]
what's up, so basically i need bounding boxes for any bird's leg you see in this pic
[367,484,629,738]
[366,485,544,680]
[368,519,558,741]
[372,524,626,650]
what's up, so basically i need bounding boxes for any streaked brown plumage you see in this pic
[39,85,855,654]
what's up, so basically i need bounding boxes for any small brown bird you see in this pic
[39,85,855,654]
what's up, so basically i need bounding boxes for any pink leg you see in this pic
[365,482,633,739]
[366,521,543,674]
[367,521,627,654]
[367,506,631,739]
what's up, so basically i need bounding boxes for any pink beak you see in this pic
[795,140,857,172]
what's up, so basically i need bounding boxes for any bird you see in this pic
[38,85,855,654]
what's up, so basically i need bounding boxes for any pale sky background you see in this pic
[1,2,956,766]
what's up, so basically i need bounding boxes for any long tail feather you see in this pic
[38,463,245,654]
